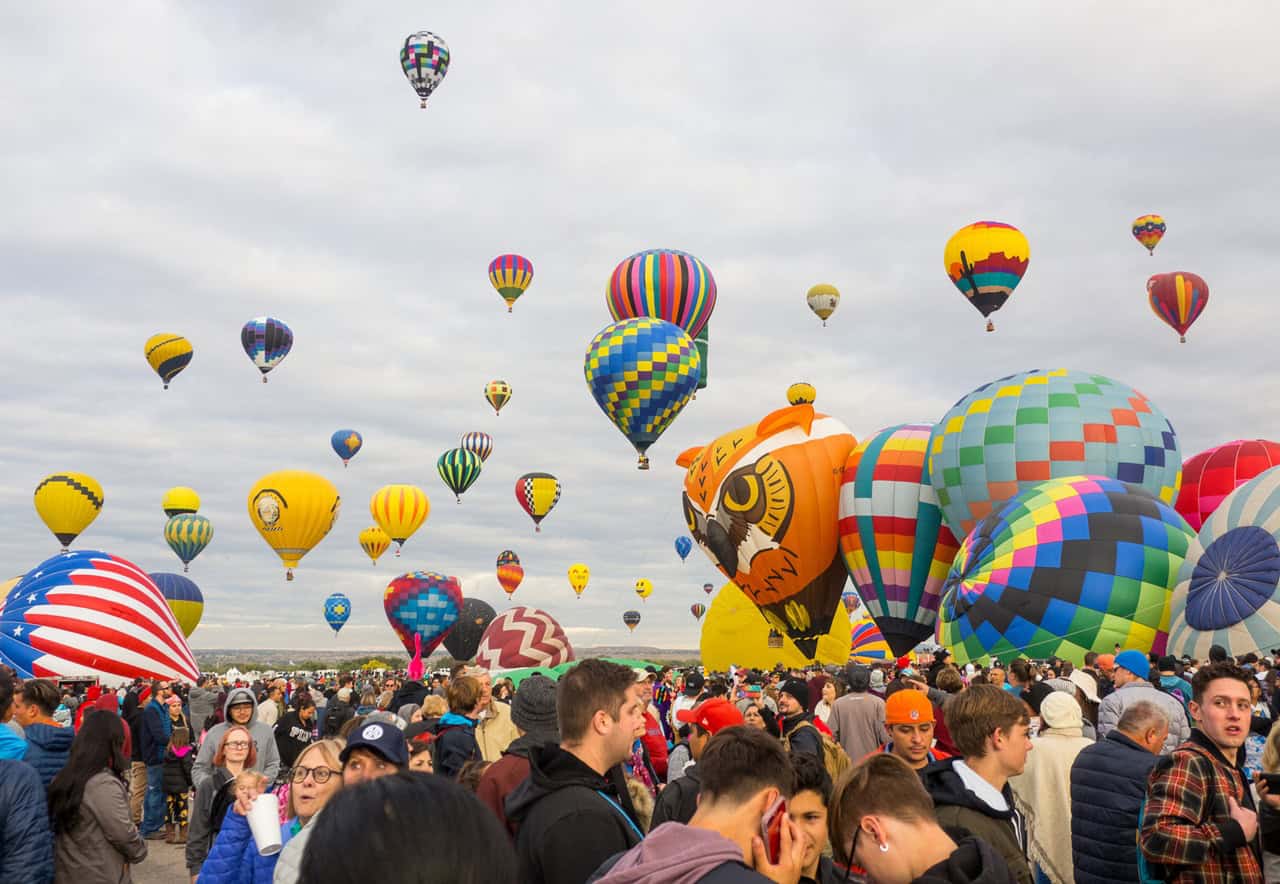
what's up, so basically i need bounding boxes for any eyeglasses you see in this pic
[223,741,250,750]
[290,765,341,784]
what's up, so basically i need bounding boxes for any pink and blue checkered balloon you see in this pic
[383,571,461,655]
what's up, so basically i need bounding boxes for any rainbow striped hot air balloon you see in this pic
[488,254,534,312]
[848,613,893,664]
[607,248,717,339]
[1132,214,1166,255]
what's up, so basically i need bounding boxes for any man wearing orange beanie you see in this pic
[872,688,951,771]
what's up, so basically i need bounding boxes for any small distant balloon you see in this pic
[1132,214,1166,255]
[331,429,363,467]
[515,472,560,532]
[786,382,816,406]
[702,582,714,595]
[497,551,524,597]
[324,593,351,635]
[806,284,840,326]
[437,448,483,503]
[144,334,193,390]
[675,537,692,562]
[634,578,653,602]
[165,514,213,573]
[623,610,641,632]
[1147,271,1208,343]
[460,432,494,463]
[485,380,512,416]
[359,526,391,565]
[34,473,104,552]
[568,563,589,599]
[943,221,1030,332]
[241,317,292,382]
[162,487,200,518]
[691,603,707,622]
[400,31,450,108]
[488,254,534,313]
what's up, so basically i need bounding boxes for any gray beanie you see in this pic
[512,674,559,741]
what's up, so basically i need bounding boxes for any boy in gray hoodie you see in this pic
[191,687,280,789]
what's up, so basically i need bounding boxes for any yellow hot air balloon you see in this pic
[247,471,341,581]
[144,333,194,389]
[370,485,430,556]
[162,486,201,518]
[700,582,853,669]
[568,563,589,599]
[359,525,391,564]
[786,382,816,406]
[634,578,653,602]
[34,473,104,552]
[806,284,840,326]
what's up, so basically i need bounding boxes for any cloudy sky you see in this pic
[2,4,1277,652]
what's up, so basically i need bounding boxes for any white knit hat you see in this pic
[1041,691,1083,730]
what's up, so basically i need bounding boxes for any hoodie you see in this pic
[191,687,281,789]
[188,684,220,731]
[476,732,551,835]
[433,711,482,779]
[913,836,1019,884]
[23,722,73,787]
[921,759,1032,884]
[589,822,758,884]
[506,743,644,884]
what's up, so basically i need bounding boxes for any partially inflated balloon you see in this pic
[150,573,204,638]
[634,578,653,602]
[331,430,363,466]
[164,514,213,573]
[475,606,575,670]
[848,613,893,663]
[678,404,857,657]
[1147,271,1208,343]
[1132,214,1166,255]
[248,471,341,580]
[585,317,701,469]
[515,473,560,532]
[786,382,816,406]
[162,487,200,518]
[370,485,430,554]
[690,603,706,622]
[400,32,450,108]
[700,582,853,669]
[938,476,1194,665]
[623,610,641,632]
[359,526,391,564]
[443,598,497,661]
[1176,440,1280,532]
[485,380,511,416]
[384,572,461,654]
[460,432,493,463]
[607,248,717,339]
[943,221,1030,332]
[567,563,589,598]
[240,317,292,382]
[806,284,839,326]
[437,448,483,503]
[34,473,103,552]
[675,537,692,562]
[324,593,351,635]
[488,254,533,313]
[144,334,193,389]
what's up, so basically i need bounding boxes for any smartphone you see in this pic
[1260,772,1280,790]
[760,796,786,864]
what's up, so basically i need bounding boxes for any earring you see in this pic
[879,842,889,853]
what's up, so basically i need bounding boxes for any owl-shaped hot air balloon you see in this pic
[1132,214,1166,255]
[1147,271,1208,343]
[1175,440,1280,532]
[677,404,857,657]
[805,284,840,326]
[400,31,450,108]
[144,334,193,390]
[497,550,524,597]
[488,254,533,313]
[607,248,717,340]
[248,471,341,581]
[359,526,391,565]
[943,221,1030,332]
[485,380,512,416]
[567,563,589,599]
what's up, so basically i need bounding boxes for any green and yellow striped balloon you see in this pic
[164,513,213,573]
[437,448,483,503]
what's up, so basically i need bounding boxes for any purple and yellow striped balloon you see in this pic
[606,248,716,339]
[489,254,533,312]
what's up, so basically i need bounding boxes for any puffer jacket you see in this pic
[21,722,72,788]
[433,712,482,779]
[196,796,292,884]
[0,759,54,884]
[1097,679,1190,754]
[1070,729,1160,884]
[192,688,281,790]
[54,769,147,884]
[0,722,26,760]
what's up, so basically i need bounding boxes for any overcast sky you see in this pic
[2,4,1277,652]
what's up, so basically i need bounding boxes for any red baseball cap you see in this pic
[676,698,744,734]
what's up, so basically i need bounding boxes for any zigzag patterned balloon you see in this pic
[475,606,575,670]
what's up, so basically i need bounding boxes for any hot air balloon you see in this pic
[475,606,575,670]
[838,423,961,656]
[702,583,714,595]
[324,592,351,635]
[0,550,200,682]
[443,598,497,661]
[400,31,450,108]
[695,325,709,393]
[34,473,104,552]
[497,551,524,597]
[370,485,430,555]
[162,487,200,518]
[144,334,193,390]
[678,404,857,657]
[384,572,462,678]
[515,472,560,532]
[841,589,861,615]
[1148,271,1208,343]
[607,248,717,339]
[938,476,1195,665]
[248,471,341,581]
[786,382,816,406]
[485,380,512,416]
[634,579,653,602]
[488,254,533,313]
[806,284,840,326]
[700,581,854,669]
[164,514,213,573]
[1132,214,1166,255]
[585,317,701,469]
[1175,440,1280,532]
[150,572,204,638]
[927,369,1182,540]
[943,221,1030,332]
[675,537,692,562]
[437,448,483,503]
[567,563,589,599]
[240,317,292,382]
[331,429,363,466]
[1167,467,1280,659]
[359,525,391,565]
[690,603,706,622]
[848,613,893,664]
[623,610,641,632]
[460,431,494,463]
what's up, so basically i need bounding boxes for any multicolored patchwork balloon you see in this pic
[607,248,717,340]
[460,431,494,463]
[330,429,362,466]
[943,221,1030,332]
[488,254,533,313]
[1132,214,1166,255]
[1148,271,1208,343]
[383,571,462,655]
[1176,440,1280,533]
[585,317,701,469]
[240,317,292,382]
[1167,467,1280,659]
[400,31,450,108]
[164,514,213,573]
[938,476,1195,665]
[324,592,351,635]
[839,424,960,656]
[928,368,1182,539]
[848,612,893,663]
[437,448,483,503]
[485,380,512,416]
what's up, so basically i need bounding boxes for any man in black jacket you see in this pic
[505,659,648,884]
[777,679,822,760]
[652,698,744,826]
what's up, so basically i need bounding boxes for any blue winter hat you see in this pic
[1114,649,1150,681]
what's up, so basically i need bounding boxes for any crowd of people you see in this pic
[2,644,1280,883]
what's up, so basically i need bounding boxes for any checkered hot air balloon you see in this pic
[240,317,292,383]
[324,593,351,635]
[585,317,701,470]
[1167,467,1280,659]
[383,572,461,656]
[607,249,717,340]
[839,424,960,656]
[937,476,1195,666]
[927,369,1182,540]
[0,551,200,682]
[474,606,575,670]
[400,32,450,108]
[1175,440,1280,533]
[515,473,560,532]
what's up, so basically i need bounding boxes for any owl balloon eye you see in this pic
[723,474,761,514]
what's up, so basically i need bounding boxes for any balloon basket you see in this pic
[637,454,650,470]
[507,306,513,314]
[985,320,995,333]
[535,525,541,533]
[822,320,827,328]
[420,98,427,109]
[286,570,294,582]
[163,383,169,390]
[1179,335,1187,343]
[262,376,268,384]
[183,565,189,573]
[395,548,401,557]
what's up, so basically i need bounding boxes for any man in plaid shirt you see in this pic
[1140,661,1263,883]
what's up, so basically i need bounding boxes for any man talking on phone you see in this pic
[589,727,806,883]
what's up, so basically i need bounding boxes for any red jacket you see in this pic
[641,710,668,780]
[476,740,535,837]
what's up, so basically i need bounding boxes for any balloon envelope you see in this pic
[674,537,692,561]
[787,383,816,406]
[331,430,363,464]
[248,471,341,579]
[383,572,462,655]
[144,333,193,389]
[475,607,575,670]
[370,485,430,550]
[437,448,483,502]
[485,380,512,415]
[240,317,292,380]
[607,248,717,339]
[848,612,893,663]
[623,610,641,631]
[162,487,200,518]
[634,579,653,600]
[443,598,497,660]
[1147,271,1208,343]
[164,514,213,572]
[700,582,853,670]
[806,284,839,324]
[489,254,533,312]
[1175,440,1280,533]
[515,473,560,531]
[567,564,589,597]
[149,573,204,638]
[1132,214,1166,254]
[359,526,391,564]
[324,593,351,635]
[400,31,450,107]
[943,221,1030,330]
[34,472,103,551]
[460,432,494,463]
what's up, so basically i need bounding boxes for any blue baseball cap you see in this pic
[1114,649,1150,681]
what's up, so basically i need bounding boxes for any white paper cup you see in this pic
[246,793,283,856]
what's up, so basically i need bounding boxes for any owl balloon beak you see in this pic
[705,519,738,576]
